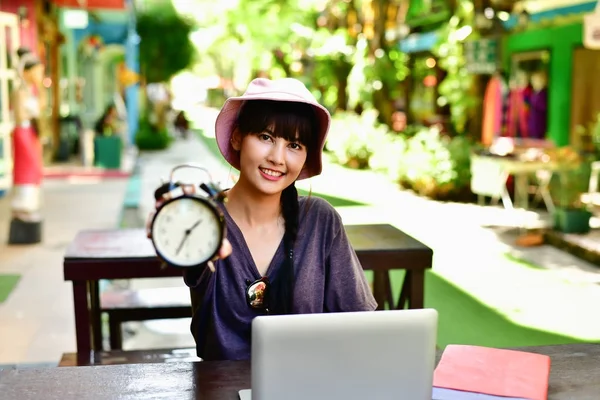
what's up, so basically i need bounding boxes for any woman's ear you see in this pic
[231,129,242,151]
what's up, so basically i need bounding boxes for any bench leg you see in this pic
[373,271,386,310]
[397,270,426,309]
[408,270,425,309]
[108,314,124,350]
[89,281,103,351]
[397,271,411,309]
[72,280,92,365]
[384,272,394,310]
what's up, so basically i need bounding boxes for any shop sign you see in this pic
[464,38,500,75]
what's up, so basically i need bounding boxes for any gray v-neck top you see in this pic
[184,196,377,360]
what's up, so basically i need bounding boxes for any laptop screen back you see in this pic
[247,308,438,400]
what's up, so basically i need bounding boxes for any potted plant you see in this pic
[550,147,593,234]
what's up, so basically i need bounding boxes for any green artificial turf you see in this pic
[0,274,21,304]
[364,269,587,348]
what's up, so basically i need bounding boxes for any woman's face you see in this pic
[531,72,547,91]
[233,127,307,197]
[23,64,45,86]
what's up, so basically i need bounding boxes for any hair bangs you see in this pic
[236,100,318,148]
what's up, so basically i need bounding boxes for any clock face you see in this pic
[151,197,223,267]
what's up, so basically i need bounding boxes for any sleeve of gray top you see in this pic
[183,263,210,289]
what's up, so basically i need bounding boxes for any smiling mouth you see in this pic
[259,168,285,177]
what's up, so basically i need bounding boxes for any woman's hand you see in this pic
[146,183,232,271]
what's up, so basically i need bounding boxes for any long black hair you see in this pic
[236,100,318,314]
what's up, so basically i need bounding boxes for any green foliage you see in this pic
[189,0,324,93]
[206,88,227,109]
[135,118,172,150]
[592,113,600,154]
[393,126,474,199]
[445,135,474,190]
[188,0,409,123]
[431,0,478,134]
[347,38,409,111]
[549,155,593,209]
[369,131,408,182]
[325,110,392,169]
[136,1,196,83]
[310,28,356,109]
[326,118,475,199]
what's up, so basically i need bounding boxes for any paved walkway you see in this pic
[0,177,128,366]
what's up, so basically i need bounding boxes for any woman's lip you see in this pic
[259,168,285,181]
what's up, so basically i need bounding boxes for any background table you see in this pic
[64,224,432,364]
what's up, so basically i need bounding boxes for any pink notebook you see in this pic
[433,345,551,400]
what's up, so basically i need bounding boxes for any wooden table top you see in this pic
[63,225,432,280]
[1,344,599,399]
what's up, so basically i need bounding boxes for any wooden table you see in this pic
[64,225,432,365]
[2,344,599,399]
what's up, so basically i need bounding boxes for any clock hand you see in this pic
[175,220,204,256]
[188,219,203,231]
[175,231,191,255]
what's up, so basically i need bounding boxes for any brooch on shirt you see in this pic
[246,277,270,311]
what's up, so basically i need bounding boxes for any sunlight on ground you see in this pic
[339,204,600,342]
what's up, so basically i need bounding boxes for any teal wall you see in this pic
[503,23,583,146]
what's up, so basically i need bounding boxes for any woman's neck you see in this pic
[226,181,281,228]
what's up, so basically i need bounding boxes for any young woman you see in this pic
[148,78,376,361]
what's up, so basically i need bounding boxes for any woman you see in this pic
[148,78,376,361]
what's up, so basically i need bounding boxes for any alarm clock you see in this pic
[150,164,227,269]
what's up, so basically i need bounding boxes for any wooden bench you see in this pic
[100,286,192,350]
[59,347,199,367]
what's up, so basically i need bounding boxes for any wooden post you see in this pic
[51,33,60,154]
[35,1,62,161]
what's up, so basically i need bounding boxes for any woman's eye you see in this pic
[259,134,272,141]
[289,143,302,150]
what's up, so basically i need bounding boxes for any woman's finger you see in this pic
[181,184,197,195]
[219,238,232,259]
[146,209,156,239]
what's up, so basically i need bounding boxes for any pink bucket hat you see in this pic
[215,78,331,180]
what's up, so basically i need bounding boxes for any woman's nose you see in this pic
[267,141,286,164]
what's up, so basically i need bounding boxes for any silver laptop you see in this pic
[239,308,438,400]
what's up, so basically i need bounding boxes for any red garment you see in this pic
[481,76,505,146]
[504,86,532,138]
[12,125,43,185]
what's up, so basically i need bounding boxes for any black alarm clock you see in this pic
[149,164,226,269]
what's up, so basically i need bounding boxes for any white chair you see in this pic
[471,154,513,209]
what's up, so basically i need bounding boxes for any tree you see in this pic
[136,0,195,131]
[188,0,410,126]
[136,0,195,83]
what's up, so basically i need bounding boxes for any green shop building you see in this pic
[503,1,600,147]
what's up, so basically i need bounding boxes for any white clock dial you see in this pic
[152,197,222,267]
